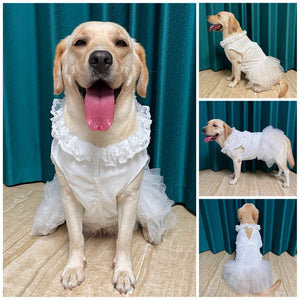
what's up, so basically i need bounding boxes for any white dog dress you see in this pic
[221,126,286,167]
[223,223,272,294]
[32,98,176,244]
[220,31,283,92]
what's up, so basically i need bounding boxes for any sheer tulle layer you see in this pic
[223,259,272,294]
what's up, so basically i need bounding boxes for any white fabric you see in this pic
[223,223,272,294]
[221,31,283,92]
[32,98,177,244]
[221,126,285,167]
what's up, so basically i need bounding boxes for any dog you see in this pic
[32,21,176,293]
[223,203,281,296]
[202,119,295,188]
[207,11,288,98]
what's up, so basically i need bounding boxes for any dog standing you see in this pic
[202,119,295,188]
[223,203,281,296]
[207,11,288,97]
[32,22,175,293]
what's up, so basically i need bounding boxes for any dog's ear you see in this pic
[134,42,149,98]
[223,122,233,139]
[228,16,241,33]
[252,206,259,223]
[237,207,242,222]
[53,38,67,95]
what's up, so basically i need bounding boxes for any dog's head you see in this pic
[201,119,232,143]
[53,21,148,131]
[238,203,259,224]
[207,11,241,35]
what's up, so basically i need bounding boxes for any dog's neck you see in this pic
[222,27,243,40]
[64,88,138,148]
[216,134,230,149]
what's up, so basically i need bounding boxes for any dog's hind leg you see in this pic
[275,159,290,188]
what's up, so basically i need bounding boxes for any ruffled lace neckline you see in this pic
[220,30,247,48]
[236,223,260,232]
[51,98,151,166]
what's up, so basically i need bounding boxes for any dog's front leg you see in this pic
[55,166,86,290]
[113,169,144,294]
[226,50,242,88]
[230,158,242,185]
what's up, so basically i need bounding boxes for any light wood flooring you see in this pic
[199,69,297,98]
[199,169,297,197]
[3,182,196,297]
[199,250,297,297]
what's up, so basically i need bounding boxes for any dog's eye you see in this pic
[74,39,86,47]
[213,124,218,127]
[116,40,128,47]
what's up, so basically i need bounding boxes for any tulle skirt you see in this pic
[257,126,285,168]
[223,259,272,294]
[245,56,283,92]
[32,166,177,244]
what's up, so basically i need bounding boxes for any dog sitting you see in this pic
[223,203,281,295]
[202,119,295,188]
[207,11,288,98]
[32,22,176,293]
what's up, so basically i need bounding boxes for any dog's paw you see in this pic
[229,179,237,185]
[142,226,161,245]
[61,261,86,290]
[113,267,136,294]
[225,76,234,81]
[282,183,289,188]
[228,81,237,88]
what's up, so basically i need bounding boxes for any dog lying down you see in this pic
[32,22,176,293]
[223,203,281,296]
[202,119,295,188]
[207,11,288,98]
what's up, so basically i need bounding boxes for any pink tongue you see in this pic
[85,81,114,131]
[209,24,222,32]
[204,136,214,143]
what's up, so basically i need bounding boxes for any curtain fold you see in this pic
[3,3,196,212]
[199,3,297,71]
[199,101,297,173]
[199,199,297,256]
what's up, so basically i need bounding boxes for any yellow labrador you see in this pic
[207,11,288,98]
[223,203,281,296]
[202,119,294,188]
[53,22,149,293]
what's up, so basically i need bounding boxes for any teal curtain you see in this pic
[3,4,196,212]
[199,101,297,173]
[199,3,297,71]
[199,199,297,256]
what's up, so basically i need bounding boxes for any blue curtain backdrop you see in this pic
[199,3,297,71]
[199,199,297,256]
[199,101,297,174]
[3,3,196,212]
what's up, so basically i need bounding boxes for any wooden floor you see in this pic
[199,250,297,297]
[3,182,196,297]
[199,69,297,98]
[199,169,297,197]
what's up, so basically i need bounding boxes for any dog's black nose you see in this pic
[89,51,113,74]
[202,127,207,134]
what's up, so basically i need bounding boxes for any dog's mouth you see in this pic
[76,80,123,131]
[204,134,219,143]
[209,24,223,32]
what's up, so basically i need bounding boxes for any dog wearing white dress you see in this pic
[207,11,288,97]
[202,119,295,188]
[223,203,281,295]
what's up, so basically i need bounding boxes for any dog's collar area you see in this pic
[75,81,123,102]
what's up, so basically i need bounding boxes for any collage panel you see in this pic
[199,2,297,99]
[199,199,297,297]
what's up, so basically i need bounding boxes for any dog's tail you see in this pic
[286,136,295,168]
[256,279,281,296]
[278,78,288,98]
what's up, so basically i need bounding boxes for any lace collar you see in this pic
[220,30,247,48]
[51,98,151,166]
[221,127,237,152]
[236,223,260,232]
